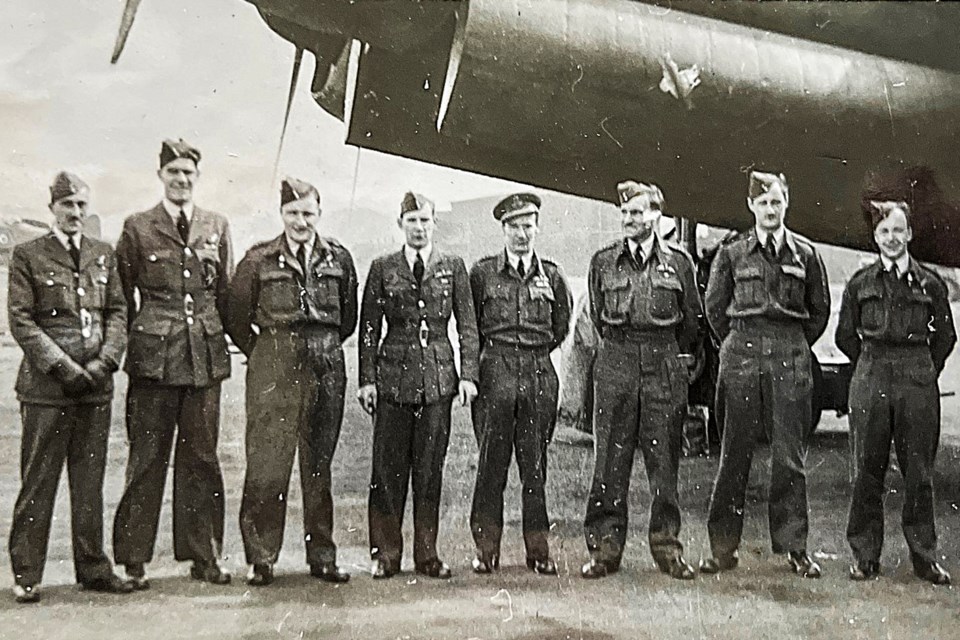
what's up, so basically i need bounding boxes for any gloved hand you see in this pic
[52,358,95,397]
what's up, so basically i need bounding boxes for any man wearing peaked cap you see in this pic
[580,180,701,580]
[226,177,357,587]
[702,169,830,578]
[358,190,479,580]
[468,192,572,576]
[113,139,234,588]
[8,173,132,603]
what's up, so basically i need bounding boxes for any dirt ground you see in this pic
[0,341,959,640]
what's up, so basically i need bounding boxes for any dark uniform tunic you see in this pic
[226,233,357,567]
[112,203,233,568]
[359,248,479,569]
[836,258,955,567]
[8,233,126,587]
[585,237,701,567]
[468,252,572,562]
[705,228,830,558]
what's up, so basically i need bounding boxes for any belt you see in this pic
[601,326,675,343]
[729,317,806,337]
[483,340,551,355]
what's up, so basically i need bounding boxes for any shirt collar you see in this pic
[755,225,785,249]
[506,249,534,271]
[879,253,910,276]
[285,232,316,261]
[404,243,432,268]
[50,225,81,251]
[162,199,194,221]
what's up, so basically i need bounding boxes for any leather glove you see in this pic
[52,359,95,397]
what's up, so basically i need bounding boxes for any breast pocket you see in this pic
[856,286,885,334]
[141,249,177,288]
[84,268,110,310]
[902,287,935,336]
[426,277,454,318]
[486,285,514,324]
[732,265,764,309]
[35,272,74,310]
[600,273,631,322]
[311,265,343,313]
[778,263,807,311]
[649,273,682,323]
[259,269,300,316]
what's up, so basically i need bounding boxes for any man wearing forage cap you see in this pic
[358,191,479,579]
[226,177,357,587]
[581,180,701,580]
[702,170,830,578]
[467,193,572,576]
[113,139,234,587]
[8,173,132,603]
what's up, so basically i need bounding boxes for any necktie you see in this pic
[764,235,777,260]
[177,208,190,244]
[517,258,526,278]
[68,236,81,271]
[889,263,900,280]
[413,251,425,285]
[634,247,645,266]
[296,243,308,277]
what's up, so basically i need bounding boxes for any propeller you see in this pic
[111,0,143,63]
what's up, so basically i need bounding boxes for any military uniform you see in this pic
[359,247,479,572]
[704,228,830,559]
[227,231,357,570]
[112,202,233,569]
[584,235,701,569]
[469,250,572,564]
[836,258,955,570]
[8,228,127,590]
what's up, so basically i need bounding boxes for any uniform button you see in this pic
[418,300,425,308]
[184,247,192,257]
[183,269,191,278]
[77,287,86,297]
[149,254,158,262]
[46,279,54,286]
[186,317,195,325]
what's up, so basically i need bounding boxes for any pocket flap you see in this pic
[652,274,683,291]
[601,273,630,291]
[781,264,806,279]
[733,266,762,280]
[132,315,171,336]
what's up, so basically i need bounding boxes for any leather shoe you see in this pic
[81,573,135,594]
[526,557,558,575]
[372,559,399,580]
[914,560,951,586]
[657,556,696,580]
[248,563,274,586]
[849,560,880,581]
[310,563,350,584]
[125,564,150,591]
[415,559,452,579]
[12,584,40,604]
[471,553,500,574]
[699,551,739,574]
[190,562,232,585]
[581,558,619,579]
[787,551,821,578]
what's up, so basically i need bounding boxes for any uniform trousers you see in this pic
[10,403,114,586]
[470,346,558,561]
[113,380,225,566]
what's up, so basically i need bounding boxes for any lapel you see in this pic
[78,235,104,271]
[43,233,75,271]
[422,247,443,282]
[391,248,416,285]
[149,203,185,247]
[307,234,334,271]
[278,234,304,279]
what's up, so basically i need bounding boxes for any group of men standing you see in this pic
[7,139,956,605]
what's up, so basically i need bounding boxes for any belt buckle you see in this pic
[183,293,195,317]
[80,309,92,339]
[419,319,429,348]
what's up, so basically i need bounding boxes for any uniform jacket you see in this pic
[470,251,573,351]
[705,228,830,344]
[8,234,127,405]
[588,237,702,354]
[116,203,233,387]
[225,232,358,357]
[836,258,956,372]
[359,248,479,405]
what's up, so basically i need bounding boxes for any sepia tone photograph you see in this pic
[2,1,959,638]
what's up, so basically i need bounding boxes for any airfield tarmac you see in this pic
[0,338,958,640]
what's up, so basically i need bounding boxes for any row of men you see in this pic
[8,139,955,604]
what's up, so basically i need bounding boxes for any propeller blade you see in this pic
[272,47,304,185]
[111,0,143,64]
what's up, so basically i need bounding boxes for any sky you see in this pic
[1,0,521,251]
